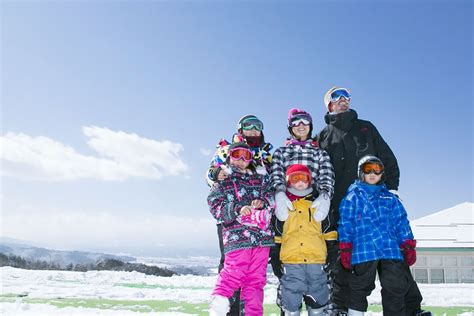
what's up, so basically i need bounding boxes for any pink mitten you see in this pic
[239,208,270,230]
[254,208,271,230]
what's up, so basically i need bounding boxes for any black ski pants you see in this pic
[404,264,424,315]
[349,260,410,315]
[326,240,351,310]
[327,240,423,314]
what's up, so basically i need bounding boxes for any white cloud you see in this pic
[0,126,189,181]
[1,208,216,250]
[199,148,212,156]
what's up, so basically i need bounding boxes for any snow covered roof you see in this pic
[411,202,474,249]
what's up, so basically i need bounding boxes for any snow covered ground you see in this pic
[1,266,473,315]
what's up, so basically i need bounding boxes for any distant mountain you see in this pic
[0,240,219,275]
[84,244,220,258]
[0,253,176,277]
[137,256,220,276]
[0,242,135,268]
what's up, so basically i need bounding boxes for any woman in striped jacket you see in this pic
[270,108,335,313]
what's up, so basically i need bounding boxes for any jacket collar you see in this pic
[350,180,388,196]
[286,187,314,202]
[285,138,319,147]
[324,109,358,132]
[228,165,254,177]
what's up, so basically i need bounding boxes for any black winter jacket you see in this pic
[316,109,400,232]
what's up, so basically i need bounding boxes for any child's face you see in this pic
[290,180,309,191]
[230,157,250,171]
[363,173,383,185]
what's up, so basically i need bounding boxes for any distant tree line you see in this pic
[0,253,176,277]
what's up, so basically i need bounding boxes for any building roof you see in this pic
[411,202,474,249]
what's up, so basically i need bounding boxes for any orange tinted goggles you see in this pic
[229,147,253,162]
[361,163,384,175]
[287,172,311,184]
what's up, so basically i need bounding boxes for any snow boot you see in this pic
[347,309,364,316]
[415,310,432,316]
[325,304,348,316]
[210,295,230,316]
[307,306,326,316]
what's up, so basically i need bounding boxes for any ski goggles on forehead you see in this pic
[330,88,352,102]
[240,118,264,131]
[361,163,384,175]
[286,172,311,184]
[289,114,312,127]
[229,147,253,162]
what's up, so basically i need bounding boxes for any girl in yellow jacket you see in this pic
[276,164,329,316]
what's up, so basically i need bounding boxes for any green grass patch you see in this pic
[1,295,473,315]
[0,295,209,314]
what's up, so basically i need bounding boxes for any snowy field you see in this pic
[1,266,473,315]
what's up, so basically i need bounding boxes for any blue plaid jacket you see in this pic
[338,181,414,265]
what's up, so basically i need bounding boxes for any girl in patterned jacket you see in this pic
[338,155,417,316]
[206,115,274,315]
[208,141,274,316]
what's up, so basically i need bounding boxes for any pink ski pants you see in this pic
[212,246,270,316]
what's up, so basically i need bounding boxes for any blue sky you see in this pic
[1,1,472,256]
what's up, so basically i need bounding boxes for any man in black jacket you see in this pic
[317,86,429,316]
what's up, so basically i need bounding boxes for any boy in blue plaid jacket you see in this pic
[338,155,417,316]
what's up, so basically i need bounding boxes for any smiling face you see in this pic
[291,122,311,140]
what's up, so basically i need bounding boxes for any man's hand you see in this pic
[389,189,402,201]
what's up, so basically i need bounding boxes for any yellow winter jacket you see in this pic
[280,197,327,264]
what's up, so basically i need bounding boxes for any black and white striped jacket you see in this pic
[270,138,335,198]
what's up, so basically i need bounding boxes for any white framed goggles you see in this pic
[330,88,351,102]
[289,113,312,127]
[290,118,311,127]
